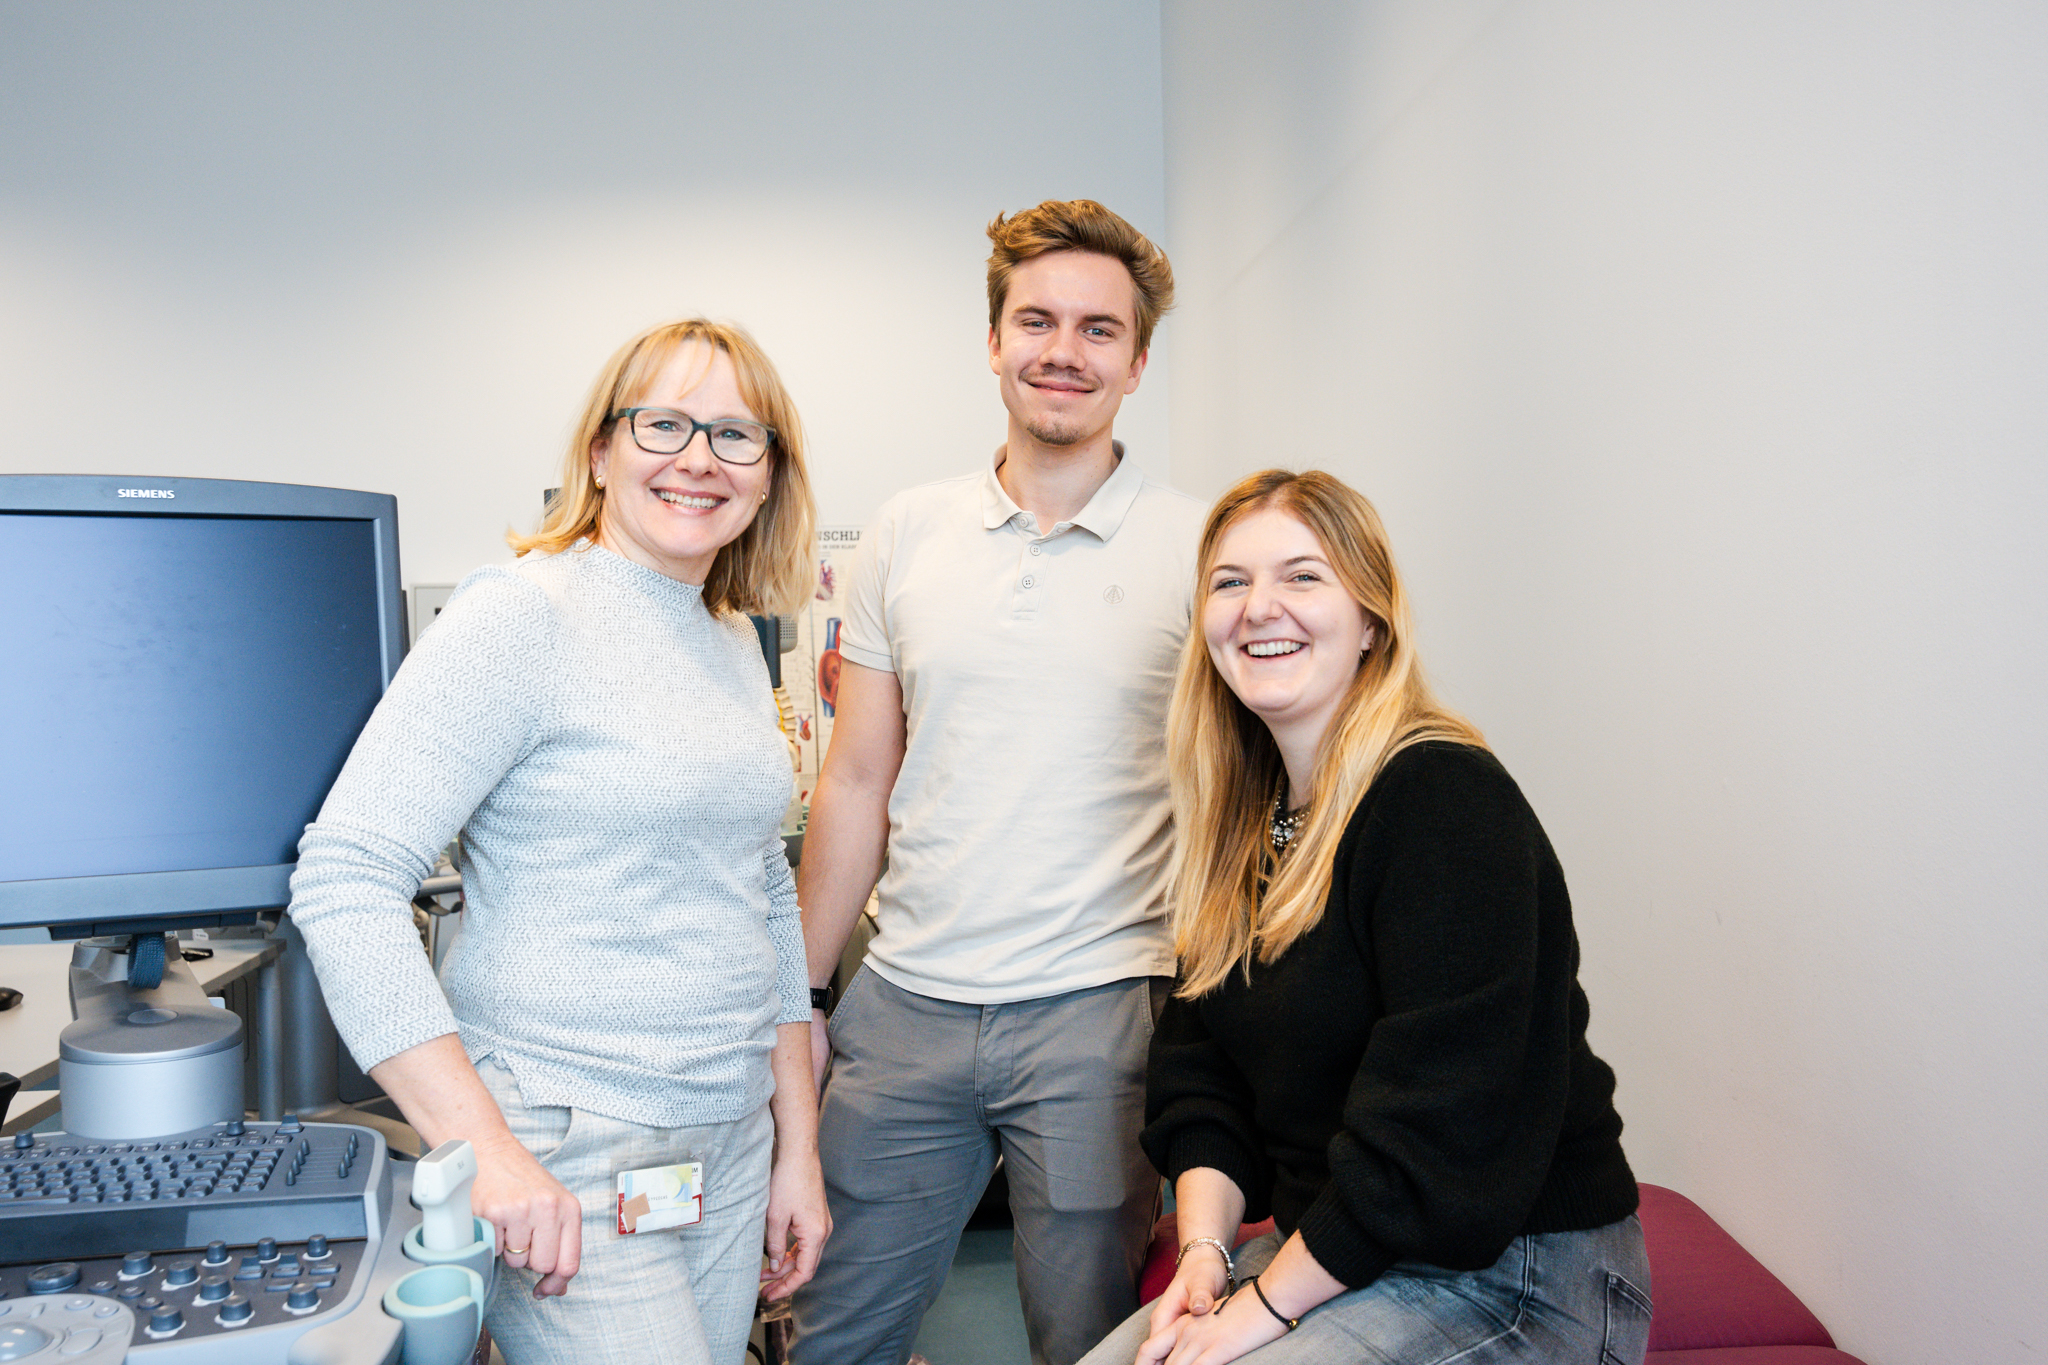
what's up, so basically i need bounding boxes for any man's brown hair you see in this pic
[986,199,1176,356]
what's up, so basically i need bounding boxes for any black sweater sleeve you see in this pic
[1142,988,1275,1220]
[1293,745,1582,1284]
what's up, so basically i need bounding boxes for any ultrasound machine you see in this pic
[0,475,495,1364]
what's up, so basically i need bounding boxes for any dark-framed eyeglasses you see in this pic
[610,407,776,466]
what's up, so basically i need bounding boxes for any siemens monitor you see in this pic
[0,474,405,938]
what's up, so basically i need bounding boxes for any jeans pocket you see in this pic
[1602,1269,1654,1365]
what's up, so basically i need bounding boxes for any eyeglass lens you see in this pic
[629,409,771,464]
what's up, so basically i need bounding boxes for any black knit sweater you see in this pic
[1142,741,1638,1288]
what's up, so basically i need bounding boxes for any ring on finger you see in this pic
[504,1244,529,1256]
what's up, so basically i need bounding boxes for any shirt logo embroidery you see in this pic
[1102,585,1125,605]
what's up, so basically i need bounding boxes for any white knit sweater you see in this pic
[289,545,809,1127]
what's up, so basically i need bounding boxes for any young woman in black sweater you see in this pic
[1079,471,1649,1365]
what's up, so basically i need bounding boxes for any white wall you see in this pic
[12,3,2045,1357]
[1163,3,2047,1362]
[0,0,1169,584]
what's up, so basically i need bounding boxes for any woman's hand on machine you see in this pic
[368,1035,582,1297]
[474,1132,583,1297]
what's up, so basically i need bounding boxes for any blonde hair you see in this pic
[508,318,816,616]
[986,200,1175,356]
[1167,470,1487,997]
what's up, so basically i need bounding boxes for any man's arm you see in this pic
[799,658,907,1087]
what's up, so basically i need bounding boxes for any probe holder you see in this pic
[403,1215,498,1299]
[383,1263,487,1365]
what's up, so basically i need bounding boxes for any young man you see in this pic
[788,201,1205,1365]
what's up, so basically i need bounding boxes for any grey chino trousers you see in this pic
[788,967,1169,1365]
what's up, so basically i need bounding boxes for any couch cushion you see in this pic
[1639,1184,1835,1352]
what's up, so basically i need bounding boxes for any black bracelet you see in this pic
[1245,1276,1299,1333]
[810,986,833,1013]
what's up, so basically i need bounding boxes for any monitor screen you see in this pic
[0,476,404,934]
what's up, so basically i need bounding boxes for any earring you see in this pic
[595,476,605,489]
[759,490,768,503]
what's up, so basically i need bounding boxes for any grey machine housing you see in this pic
[59,937,244,1141]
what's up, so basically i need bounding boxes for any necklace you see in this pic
[1271,786,1310,850]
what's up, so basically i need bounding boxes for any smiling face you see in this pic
[1203,506,1377,761]
[588,341,773,585]
[987,249,1148,451]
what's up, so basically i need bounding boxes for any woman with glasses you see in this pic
[290,319,826,1365]
[1079,470,1648,1365]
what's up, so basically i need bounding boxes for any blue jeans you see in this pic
[477,1056,774,1365]
[1077,1215,1652,1365]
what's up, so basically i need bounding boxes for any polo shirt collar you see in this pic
[979,441,1143,540]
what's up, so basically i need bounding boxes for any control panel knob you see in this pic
[224,1119,245,1136]
[24,1263,79,1294]
[256,1237,278,1261]
[217,1294,253,1324]
[305,1234,330,1258]
[148,1305,183,1333]
[10,1133,30,1151]
[161,1260,197,1288]
[202,1240,230,1266]
[286,1280,320,1310]
[197,1274,230,1302]
[119,1251,153,1277]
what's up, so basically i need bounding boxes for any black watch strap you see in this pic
[810,985,834,1013]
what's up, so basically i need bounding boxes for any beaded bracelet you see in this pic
[1175,1236,1237,1294]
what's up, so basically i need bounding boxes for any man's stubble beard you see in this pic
[1022,412,1086,447]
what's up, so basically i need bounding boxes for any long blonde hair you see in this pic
[508,318,816,616]
[1167,470,1486,997]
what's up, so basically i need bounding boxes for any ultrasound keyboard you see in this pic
[0,1116,418,1363]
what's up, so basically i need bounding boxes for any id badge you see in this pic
[615,1161,705,1235]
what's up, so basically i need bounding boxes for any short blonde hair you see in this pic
[1167,469,1486,997]
[986,200,1175,356]
[509,319,816,616]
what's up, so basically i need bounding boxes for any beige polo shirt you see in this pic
[839,448,1207,1003]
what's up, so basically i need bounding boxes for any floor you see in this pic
[909,1227,1032,1365]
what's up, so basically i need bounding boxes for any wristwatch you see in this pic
[810,985,834,1013]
